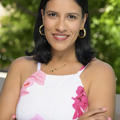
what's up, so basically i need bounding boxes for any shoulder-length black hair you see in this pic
[26,0,95,65]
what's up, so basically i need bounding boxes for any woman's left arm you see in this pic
[87,62,116,119]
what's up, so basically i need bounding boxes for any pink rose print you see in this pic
[20,78,34,96]
[20,71,46,96]
[31,71,46,85]
[72,86,88,119]
[30,114,44,120]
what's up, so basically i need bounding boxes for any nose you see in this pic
[55,17,67,33]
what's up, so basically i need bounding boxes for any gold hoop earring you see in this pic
[39,24,45,36]
[79,28,86,38]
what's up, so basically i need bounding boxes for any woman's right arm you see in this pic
[0,58,22,120]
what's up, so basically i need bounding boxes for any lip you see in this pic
[52,33,69,41]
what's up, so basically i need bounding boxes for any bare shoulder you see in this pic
[81,58,116,96]
[8,56,36,74]
[82,58,116,88]
[87,58,115,80]
[7,56,37,85]
[9,56,35,69]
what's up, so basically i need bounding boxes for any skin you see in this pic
[0,0,116,119]
[41,0,86,53]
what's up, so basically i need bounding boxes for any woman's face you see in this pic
[41,0,87,51]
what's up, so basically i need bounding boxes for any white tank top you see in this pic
[16,62,88,120]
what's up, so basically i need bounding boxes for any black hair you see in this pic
[26,0,95,65]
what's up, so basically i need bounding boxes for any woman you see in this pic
[0,0,116,119]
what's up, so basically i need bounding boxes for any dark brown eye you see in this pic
[68,15,77,20]
[48,12,57,17]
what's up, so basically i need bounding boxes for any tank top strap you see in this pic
[76,64,88,76]
[37,62,41,71]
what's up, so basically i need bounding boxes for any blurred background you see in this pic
[0,0,120,93]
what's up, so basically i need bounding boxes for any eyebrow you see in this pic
[67,12,81,16]
[46,10,81,16]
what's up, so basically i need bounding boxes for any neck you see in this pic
[51,46,77,63]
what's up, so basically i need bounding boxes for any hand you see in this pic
[78,108,112,120]
[10,114,16,120]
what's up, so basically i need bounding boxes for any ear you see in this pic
[80,13,88,29]
[41,9,45,25]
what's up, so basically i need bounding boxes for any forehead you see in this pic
[45,0,81,13]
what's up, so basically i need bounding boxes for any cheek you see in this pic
[44,19,55,32]
[69,22,81,34]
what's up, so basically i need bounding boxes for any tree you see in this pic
[0,0,39,68]
[90,0,120,93]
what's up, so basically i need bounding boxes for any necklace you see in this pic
[47,63,67,72]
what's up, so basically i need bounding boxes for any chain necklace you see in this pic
[47,63,66,72]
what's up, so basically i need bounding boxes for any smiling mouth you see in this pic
[52,34,69,41]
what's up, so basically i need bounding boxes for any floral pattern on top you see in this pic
[30,114,44,120]
[72,86,88,119]
[80,66,85,71]
[20,71,46,96]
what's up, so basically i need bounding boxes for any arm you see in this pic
[78,60,116,120]
[88,62,116,119]
[0,58,22,120]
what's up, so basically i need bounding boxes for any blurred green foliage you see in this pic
[0,0,120,93]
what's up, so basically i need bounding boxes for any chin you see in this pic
[53,47,68,52]
[51,45,69,52]
[52,43,74,52]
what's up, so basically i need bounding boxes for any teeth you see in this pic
[55,35,67,38]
